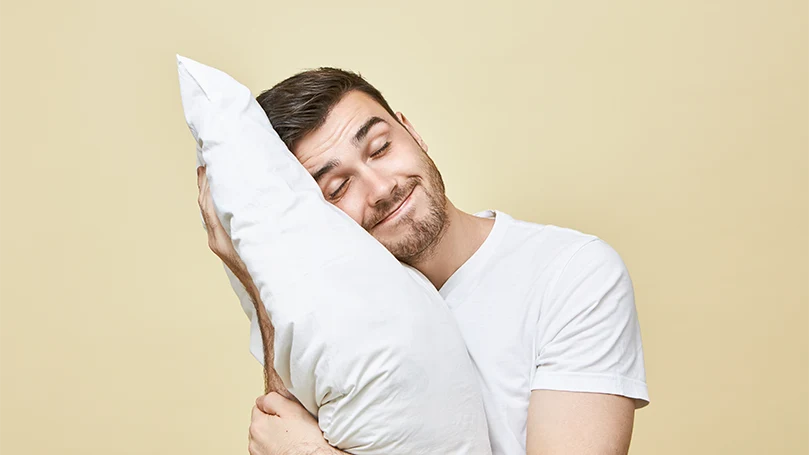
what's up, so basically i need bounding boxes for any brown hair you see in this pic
[256,67,398,153]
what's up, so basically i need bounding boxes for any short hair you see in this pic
[256,67,397,153]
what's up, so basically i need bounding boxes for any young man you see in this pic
[196,68,649,455]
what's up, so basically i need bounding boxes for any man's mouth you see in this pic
[376,186,415,228]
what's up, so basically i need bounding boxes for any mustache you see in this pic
[365,178,418,230]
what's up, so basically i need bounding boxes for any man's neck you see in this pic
[408,200,496,291]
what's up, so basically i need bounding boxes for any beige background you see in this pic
[1,1,807,454]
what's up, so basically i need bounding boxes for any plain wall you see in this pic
[1,1,806,453]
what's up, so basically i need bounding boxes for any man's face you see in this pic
[293,90,448,263]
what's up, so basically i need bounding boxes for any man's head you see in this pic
[256,68,449,263]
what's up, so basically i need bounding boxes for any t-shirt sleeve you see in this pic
[531,238,650,408]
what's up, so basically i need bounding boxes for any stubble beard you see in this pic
[382,152,450,265]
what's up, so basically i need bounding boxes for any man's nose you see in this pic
[364,168,397,207]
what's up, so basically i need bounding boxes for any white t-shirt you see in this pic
[405,209,649,455]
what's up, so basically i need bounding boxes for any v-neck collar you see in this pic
[437,209,510,307]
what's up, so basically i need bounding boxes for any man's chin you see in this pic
[380,221,436,261]
[373,222,409,248]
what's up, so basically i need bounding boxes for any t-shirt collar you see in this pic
[438,209,511,304]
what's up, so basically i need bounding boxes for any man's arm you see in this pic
[236,259,290,397]
[527,239,649,454]
[526,390,635,455]
[197,166,289,398]
[199,167,343,454]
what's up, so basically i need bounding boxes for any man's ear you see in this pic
[396,112,429,153]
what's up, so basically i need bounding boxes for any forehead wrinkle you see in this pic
[301,106,364,182]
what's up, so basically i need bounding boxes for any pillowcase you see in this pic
[177,55,491,455]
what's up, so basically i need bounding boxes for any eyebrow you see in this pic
[312,158,341,183]
[311,116,389,183]
[352,116,388,147]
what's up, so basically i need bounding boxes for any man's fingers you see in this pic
[197,166,209,204]
[196,167,225,251]
[256,391,291,416]
[251,404,265,421]
[196,166,240,263]
[197,167,208,207]
[249,405,275,442]
[197,171,220,231]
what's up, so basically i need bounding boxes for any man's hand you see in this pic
[249,392,344,455]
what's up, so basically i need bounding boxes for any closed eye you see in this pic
[329,141,391,200]
[371,141,391,158]
[329,179,349,200]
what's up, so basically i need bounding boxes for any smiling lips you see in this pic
[378,187,415,227]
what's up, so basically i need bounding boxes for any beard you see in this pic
[365,150,449,264]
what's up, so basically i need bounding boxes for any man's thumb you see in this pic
[255,391,290,416]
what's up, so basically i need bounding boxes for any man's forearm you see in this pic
[234,265,349,455]
[232,262,289,397]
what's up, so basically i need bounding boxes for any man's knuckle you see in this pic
[249,422,264,438]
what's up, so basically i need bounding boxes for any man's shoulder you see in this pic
[490,210,601,260]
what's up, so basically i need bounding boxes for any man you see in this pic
[196,68,649,455]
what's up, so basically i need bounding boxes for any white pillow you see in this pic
[177,55,491,455]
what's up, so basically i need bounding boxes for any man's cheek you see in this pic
[335,199,365,227]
